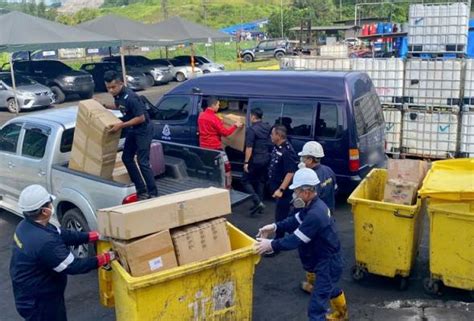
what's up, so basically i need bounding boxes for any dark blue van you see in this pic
[150,71,386,192]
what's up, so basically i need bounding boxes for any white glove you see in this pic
[255,238,274,255]
[256,223,276,239]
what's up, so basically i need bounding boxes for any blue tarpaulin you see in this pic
[468,19,474,58]
[220,19,268,35]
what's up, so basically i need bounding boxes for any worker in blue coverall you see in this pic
[255,168,348,321]
[10,185,117,321]
[298,141,338,293]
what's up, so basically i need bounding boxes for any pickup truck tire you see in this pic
[274,51,285,60]
[62,208,95,258]
[79,91,93,100]
[7,98,19,113]
[175,72,186,82]
[51,86,66,104]
[242,54,253,63]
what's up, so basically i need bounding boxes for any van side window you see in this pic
[250,101,282,127]
[316,103,338,138]
[154,97,192,121]
[354,93,384,136]
[22,127,48,159]
[281,102,313,137]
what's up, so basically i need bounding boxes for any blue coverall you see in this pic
[311,164,337,213]
[271,198,343,321]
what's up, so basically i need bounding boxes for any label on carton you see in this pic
[148,256,163,271]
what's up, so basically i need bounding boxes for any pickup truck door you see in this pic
[0,122,23,199]
[151,95,199,146]
[13,123,51,197]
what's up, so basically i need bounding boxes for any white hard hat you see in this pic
[298,141,325,158]
[18,185,55,213]
[289,168,320,190]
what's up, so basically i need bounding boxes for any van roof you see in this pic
[166,71,369,100]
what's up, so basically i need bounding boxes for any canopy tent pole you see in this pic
[120,46,128,86]
[9,53,20,115]
[190,43,195,75]
[108,47,112,57]
[165,46,169,59]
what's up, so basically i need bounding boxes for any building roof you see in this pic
[289,25,360,32]
[334,17,390,25]
[166,71,366,101]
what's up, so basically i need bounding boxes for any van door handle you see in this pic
[8,161,15,169]
[38,170,46,177]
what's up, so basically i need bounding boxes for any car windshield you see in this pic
[169,59,186,66]
[0,74,36,86]
[196,56,211,63]
[133,56,152,65]
[36,61,72,73]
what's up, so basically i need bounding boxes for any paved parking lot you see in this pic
[0,82,473,320]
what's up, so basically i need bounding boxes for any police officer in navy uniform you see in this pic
[10,185,116,321]
[267,124,299,240]
[242,107,272,215]
[255,169,348,321]
[103,70,158,200]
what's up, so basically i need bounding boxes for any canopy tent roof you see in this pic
[0,11,120,52]
[149,16,232,44]
[77,14,171,46]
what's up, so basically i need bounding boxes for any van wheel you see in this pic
[51,86,65,104]
[242,54,253,63]
[62,208,95,258]
[7,98,20,113]
[176,72,186,82]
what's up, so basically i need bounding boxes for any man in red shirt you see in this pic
[198,97,243,150]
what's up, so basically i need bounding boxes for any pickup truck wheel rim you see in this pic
[66,219,88,258]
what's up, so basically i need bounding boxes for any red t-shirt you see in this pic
[198,108,237,150]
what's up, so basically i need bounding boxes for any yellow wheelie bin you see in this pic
[419,159,474,296]
[347,168,424,290]
[97,222,260,321]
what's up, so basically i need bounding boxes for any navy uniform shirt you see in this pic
[245,121,272,165]
[10,219,97,310]
[114,86,150,134]
[268,140,299,190]
[272,198,341,272]
[312,164,337,211]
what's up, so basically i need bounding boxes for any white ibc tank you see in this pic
[402,109,458,158]
[464,59,474,107]
[383,108,402,153]
[460,112,474,157]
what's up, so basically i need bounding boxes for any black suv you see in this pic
[8,60,94,103]
[240,39,292,62]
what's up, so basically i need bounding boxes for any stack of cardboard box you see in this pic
[219,113,246,152]
[98,187,233,277]
[69,100,122,179]
[383,159,429,205]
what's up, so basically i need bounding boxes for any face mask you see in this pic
[292,192,306,209]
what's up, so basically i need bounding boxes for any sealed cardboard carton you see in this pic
[69,100,122,179]
[98,187,231,240]
[171,218,231,266]
[220,113,246,151]
[112,230,178,277]
[387,159,429,187]
[383,179,418,205]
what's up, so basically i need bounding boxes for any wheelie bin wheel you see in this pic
[423,278,442,295]
[351,265,367,282]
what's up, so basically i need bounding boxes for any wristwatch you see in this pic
[279,188,285,193]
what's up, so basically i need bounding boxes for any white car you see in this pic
[152,58,203,82]
[173,55,225,74]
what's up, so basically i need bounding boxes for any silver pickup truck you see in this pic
[0,107,248,255]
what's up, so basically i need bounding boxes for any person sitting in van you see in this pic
[242,107,272,216]
[198,97,243,150]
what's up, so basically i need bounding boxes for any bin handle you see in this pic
[393,210,415,219]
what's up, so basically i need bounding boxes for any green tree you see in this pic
[266,7,310,38]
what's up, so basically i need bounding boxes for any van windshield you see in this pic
[353,92,384,137]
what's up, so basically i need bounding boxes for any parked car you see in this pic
[173,55,224,73]
[80,62,150,92]
[240,39,292,62]
[151,71,386,193]
[102,55,173,86]
[0,72,54,113]
[0,107,248,256]
[4,60,94,104]
[151,58,203,82]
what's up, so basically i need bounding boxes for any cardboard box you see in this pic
[387,159,429,187]
[98,187,231,240]
[220,113,246,152]
[69,100,122,179]
[171,218,231,266]
[112,230,178,277]
[383,179,418,205]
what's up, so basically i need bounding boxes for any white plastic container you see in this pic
[402,108,459,158]
[460,111,474,157]
[279,57,351,71]
[464,59,474,107]
[352,58,405,104]
[320,45,349,58]
[404,59,462,106]
[408,2,469,52]
[382,108,402,154]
